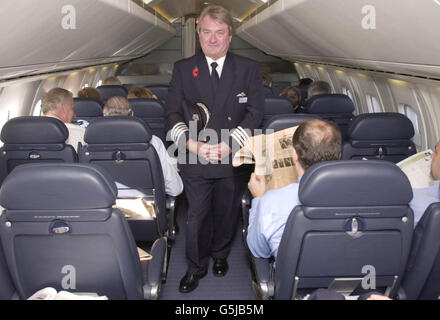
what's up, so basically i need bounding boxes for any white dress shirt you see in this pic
[149,135,183,197]
[206,55,226,78]
[45,115,85,152]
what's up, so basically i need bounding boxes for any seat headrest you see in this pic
[96,85,128,101]
[305,94,355,114]
[348,113,415,140]
[263,86,274,97]
[264,97,294,115]
[74,98,103,117]
[263,114,319,133]
[1,116,68,144]
[0,163,117,210]
[129,98,165,117]
[84,116,152,144]
[146,85,169,101]
[299,160,413,206]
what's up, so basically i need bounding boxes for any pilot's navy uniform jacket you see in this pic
[166,51,264,178]
[165,51,264,275]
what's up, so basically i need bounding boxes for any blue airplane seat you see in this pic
[146,85,169,104]
[97,85,128,103]
[0,239,16,299]
[73,98,103,125]
[129,98,167,145]
[400,202,440,300]
[303,94,355,140]
[263,113,320,134]
[263,85,274,98]
[0,116,77,185]
[0,163,166,299]
[78,116,175,244]
[262,97,295,128]
[342,112,416,163]
[250,160,414,300]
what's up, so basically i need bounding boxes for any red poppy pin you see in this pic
[193,66,199,78]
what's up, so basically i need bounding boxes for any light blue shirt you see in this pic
[247,177,302,260]
[410,180,440,226]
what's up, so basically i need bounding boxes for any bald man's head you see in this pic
[292,119,342,171]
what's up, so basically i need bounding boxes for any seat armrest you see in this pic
[396,287,408,300]
[251,256,274,300]
[166,196,177,241]
[143,237,167,300]
[241,190,252,231]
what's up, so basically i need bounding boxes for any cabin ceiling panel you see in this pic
[237,0,440,78]
[0,0,175,81]
[148,0,263,21]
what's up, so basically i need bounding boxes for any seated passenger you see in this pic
[247,119,342,260]
[127,87,158,100]
[410,140,440,225]
[103,96,183,197]
[307,80,332,100]
[262,72,272,88]
[279,86,302,112]
[103,76,121,85]
[297,78,313,87]
[77,87,102,101]
[42,87,85,152]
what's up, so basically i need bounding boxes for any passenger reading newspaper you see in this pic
[233,126,299,191]
[397,149,433,189]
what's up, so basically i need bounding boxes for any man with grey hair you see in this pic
[307,80,332,99]
[166,5,264,293]
[42,87,85,151]
[102,96,133,116]
[103,76,121,85]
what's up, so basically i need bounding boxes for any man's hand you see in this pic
[206,141,232,162]
[248,173,266,198]
[187,139,209,158]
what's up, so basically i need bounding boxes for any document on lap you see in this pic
[114,182,156,219]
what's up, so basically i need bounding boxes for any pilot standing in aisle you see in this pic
[165,5,264,293]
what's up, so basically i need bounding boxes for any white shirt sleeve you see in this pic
[150,135,183,197]
[65,123,85,152]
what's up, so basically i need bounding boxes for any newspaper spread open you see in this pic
[397,149,433,189]
[233,126,299,191]
[27,287,108,300]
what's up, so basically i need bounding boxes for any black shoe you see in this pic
[213,258,229,277]
[179,270,207,293]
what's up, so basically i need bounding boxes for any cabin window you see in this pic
[398,103,422,147]
[341,87,352,99]
[32,99,42,116]
[366,94,382,113]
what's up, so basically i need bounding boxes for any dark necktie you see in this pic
[211,62,220,97]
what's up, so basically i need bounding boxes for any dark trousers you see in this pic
[181,172,248,276]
